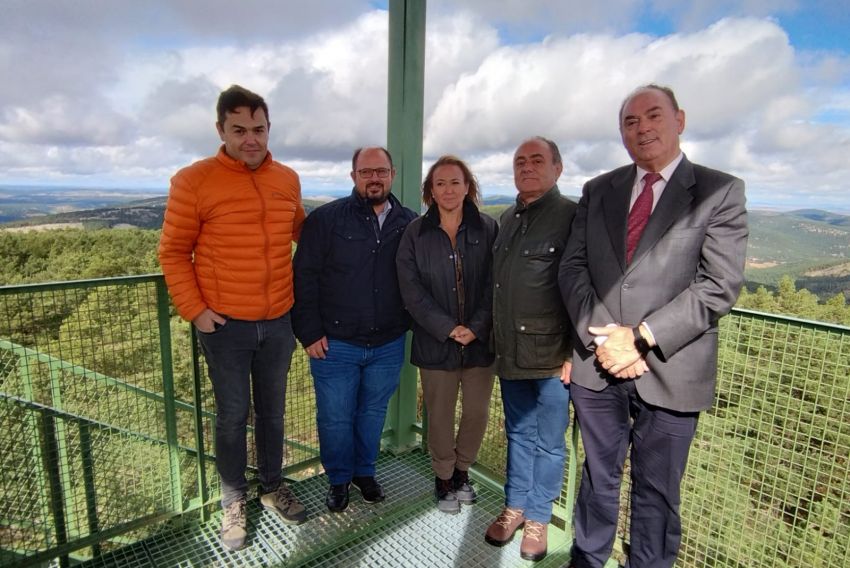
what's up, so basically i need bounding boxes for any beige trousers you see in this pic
[420,366,495,480]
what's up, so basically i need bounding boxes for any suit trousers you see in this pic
[570,381,698,568]
[420,366,495,480]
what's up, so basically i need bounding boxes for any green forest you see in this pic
[2,228,848,324]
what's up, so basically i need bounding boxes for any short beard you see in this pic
[366,193,389,206]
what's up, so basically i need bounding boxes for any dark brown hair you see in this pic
[216,84,269,126]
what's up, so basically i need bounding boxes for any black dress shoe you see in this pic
[352,476,385,503]
[326,483,350,512]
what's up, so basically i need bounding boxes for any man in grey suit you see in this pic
[559,84,748,568]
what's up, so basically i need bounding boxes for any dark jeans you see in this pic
[197,312,296,508]
[310,335,405,485]
[570,381,698,568]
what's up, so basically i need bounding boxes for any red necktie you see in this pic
[626,172,662,264]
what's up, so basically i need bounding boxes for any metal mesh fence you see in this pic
[0,277,176,566]
[0,276,319,567]
[675,311,850,568]
[1,274,848,568]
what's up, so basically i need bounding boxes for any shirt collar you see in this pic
[636,152,684,184]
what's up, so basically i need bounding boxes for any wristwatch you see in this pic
[632,325,651,355]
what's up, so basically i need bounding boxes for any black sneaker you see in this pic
[452,468,477,504]
[326,483,350,512]
[352,476,385,503]
[435,477,460,514]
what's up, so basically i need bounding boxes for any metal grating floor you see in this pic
[79,451,573,567]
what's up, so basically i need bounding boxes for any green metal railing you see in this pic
[1,276,848,567]
[0,276,321,567]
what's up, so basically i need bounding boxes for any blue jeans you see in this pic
[197,313,296,508]
[500,376,571,523]
[310,335,405,485]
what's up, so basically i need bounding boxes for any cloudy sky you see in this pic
[1,1,849,211]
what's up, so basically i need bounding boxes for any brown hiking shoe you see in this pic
[484,507,525,546]
[261,483,307,525]
[520,520,548,561]
[220,497,247,551]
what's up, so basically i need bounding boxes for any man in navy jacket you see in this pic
[293,146,416,513]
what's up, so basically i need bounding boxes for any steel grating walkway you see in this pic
[78,451,573,567]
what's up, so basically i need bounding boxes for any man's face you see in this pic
[620,88,685,172]
[351,148,395,206]
[513,139,563,203]
[216,106,269,170]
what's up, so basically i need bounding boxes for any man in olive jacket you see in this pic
[484,137,577,562]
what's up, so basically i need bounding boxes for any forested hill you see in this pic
[0,196,328,230]
[2,199,849,311]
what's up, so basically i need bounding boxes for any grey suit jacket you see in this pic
[559,156,748,412]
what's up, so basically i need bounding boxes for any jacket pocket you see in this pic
[519,240,561,280]
[411,330,453,367]
[331,225,370,270]
[515,317,568,369]
[520,241,560,261]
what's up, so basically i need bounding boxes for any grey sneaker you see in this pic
[452,468,477,504]
[261,483,307,525]
[435,477,460,514]
[220,497,247,551]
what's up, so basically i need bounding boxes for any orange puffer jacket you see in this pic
[159,147,306,322]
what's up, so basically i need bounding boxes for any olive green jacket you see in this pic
[492,186,577,379]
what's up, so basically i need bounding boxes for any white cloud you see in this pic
[421,15,850,205]
[0,2,848,211]
[430,0,643,36]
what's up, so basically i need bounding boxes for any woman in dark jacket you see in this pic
[396,155,498,514]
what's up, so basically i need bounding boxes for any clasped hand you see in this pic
[589,325,649,379]
[449,325,476,346]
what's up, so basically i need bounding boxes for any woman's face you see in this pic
[431,164,468,213]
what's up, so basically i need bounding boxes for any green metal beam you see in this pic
[156,280,184,513]
[385,0,426,455]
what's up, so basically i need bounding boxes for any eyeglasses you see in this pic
[357,167,391,179]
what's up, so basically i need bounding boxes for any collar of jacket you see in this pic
[514,184,561,213]
[348,187,402,217]
[215,145,273,173]
[419,199,483,235]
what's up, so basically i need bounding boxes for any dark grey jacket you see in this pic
[396,201,498,370]
[492,186,577,379]
[559,157,747,411]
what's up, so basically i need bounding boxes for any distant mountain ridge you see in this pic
[0,196,328,230]
[787,209,850,227]
[2,195,849,300]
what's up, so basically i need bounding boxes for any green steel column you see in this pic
[385,0,426,454]
[15,348,57,551]
[47,363,79,539]
[156,280,184,512]
[190,326,210,520]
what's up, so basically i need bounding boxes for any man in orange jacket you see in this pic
[159,85,307,551]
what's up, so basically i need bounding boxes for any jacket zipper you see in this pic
[253,175,271,318]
